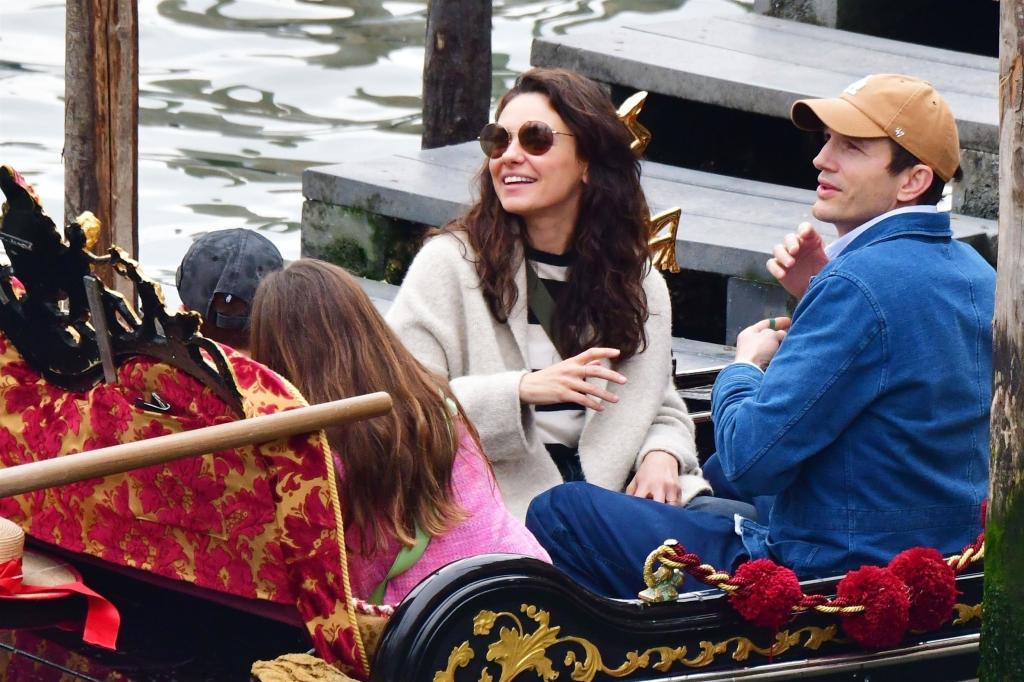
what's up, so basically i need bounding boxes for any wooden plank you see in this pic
[422,0,492,149]
[64,0,139,300]
[0,393,392,498]
[303,142,996,280]
[671,337,734,376]
[982,0,1024,674]
[531,13,997,152]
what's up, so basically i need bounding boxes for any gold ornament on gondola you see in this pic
[433,603,841,681]
[615,92,682,273]
[0,164,243,413]
[75,211,102,251]
[617,90,652,157]
[647,207,682,273]
[952,602,983,626]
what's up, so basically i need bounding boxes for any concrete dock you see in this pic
[303,142,996,342]
[531,13,998,217]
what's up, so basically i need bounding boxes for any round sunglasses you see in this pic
[478,121,574,159]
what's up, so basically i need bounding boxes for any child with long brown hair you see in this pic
[250,259,548,605]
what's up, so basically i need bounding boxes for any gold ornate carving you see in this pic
[616,91,652,157]
[481,605,560,680]
[436,604,839,681]
[434,642,475,682]
[952,602,983,626]
[647,208,682,273]
[613,92,680,273]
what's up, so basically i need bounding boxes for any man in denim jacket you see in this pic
[526,74,994,598]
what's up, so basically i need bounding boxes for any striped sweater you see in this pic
[525,247,585,482]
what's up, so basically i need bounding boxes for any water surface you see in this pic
[0,0,749,295]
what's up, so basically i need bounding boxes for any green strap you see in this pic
[526,262,559,345]
[369,524,431,605]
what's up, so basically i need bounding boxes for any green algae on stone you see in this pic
[300,199,428,283]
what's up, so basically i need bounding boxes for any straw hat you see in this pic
[0,516,80,599]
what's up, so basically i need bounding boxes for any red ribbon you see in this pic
[0,557,121,649]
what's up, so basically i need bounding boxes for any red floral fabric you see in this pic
[0,332,368,677]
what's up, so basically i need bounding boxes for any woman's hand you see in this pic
[519,347,626,411]
[626,450,682,504]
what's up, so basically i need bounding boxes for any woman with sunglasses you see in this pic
[388,68,709,519]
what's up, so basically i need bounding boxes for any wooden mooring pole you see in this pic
[980,1,1024,678]
[65,0,138,300]
[422,0,492,149]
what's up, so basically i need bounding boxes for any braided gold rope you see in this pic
[646,534,989,615]
[641,548,662,586]
[638,540,998,616]
[947,543,984,572]
[815,604,866,614]
[320,428,372,675]
[230,361,372,675]
[643,547,740,594]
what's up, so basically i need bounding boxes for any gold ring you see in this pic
[768,318,776,330]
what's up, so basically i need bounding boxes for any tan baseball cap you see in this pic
[791,74,960,182]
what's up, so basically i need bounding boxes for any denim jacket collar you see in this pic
[840,209,952,258]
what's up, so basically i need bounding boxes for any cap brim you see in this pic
[791,98,887,138]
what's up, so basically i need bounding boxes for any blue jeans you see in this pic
[526,482,750,599]
[702,453,775,523]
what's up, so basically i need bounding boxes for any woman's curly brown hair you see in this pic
[448,67,651,360]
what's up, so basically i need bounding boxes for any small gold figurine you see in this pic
[75,211,102,251]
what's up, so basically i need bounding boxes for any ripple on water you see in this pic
[0,0,750,296]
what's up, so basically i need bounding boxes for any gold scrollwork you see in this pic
[647,208,682,273]
[434,604,839,681]
[616,91,652,157]
[434,641,474,682]
[952,602,983,626]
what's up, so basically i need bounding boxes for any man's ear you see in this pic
[896,164,935,203]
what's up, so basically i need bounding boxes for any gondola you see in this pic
[0,164,985,681]
[372,554,982,681]
[0,164,376,679]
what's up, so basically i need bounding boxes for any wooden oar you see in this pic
[0,392,392,498]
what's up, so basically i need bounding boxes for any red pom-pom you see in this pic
[728,559,802,630]
[980,499,988,529]
[888,547,957,631]
[836,566,910,648]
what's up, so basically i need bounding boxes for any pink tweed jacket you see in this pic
[345,427,551,605]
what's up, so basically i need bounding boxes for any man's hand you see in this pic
[735,317,792,369]
[766,222,829,299]
[626,450,682,504]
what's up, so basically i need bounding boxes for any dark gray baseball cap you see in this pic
[175,228,284,329]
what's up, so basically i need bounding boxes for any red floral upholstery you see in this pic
[0,331,369,677]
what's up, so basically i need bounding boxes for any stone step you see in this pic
[531,12,999,217]
[302,141,995,284]
[532,13,995,151]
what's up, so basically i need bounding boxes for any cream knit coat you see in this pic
[387,233,710,519]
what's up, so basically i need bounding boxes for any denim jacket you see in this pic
[712,210,994,577]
